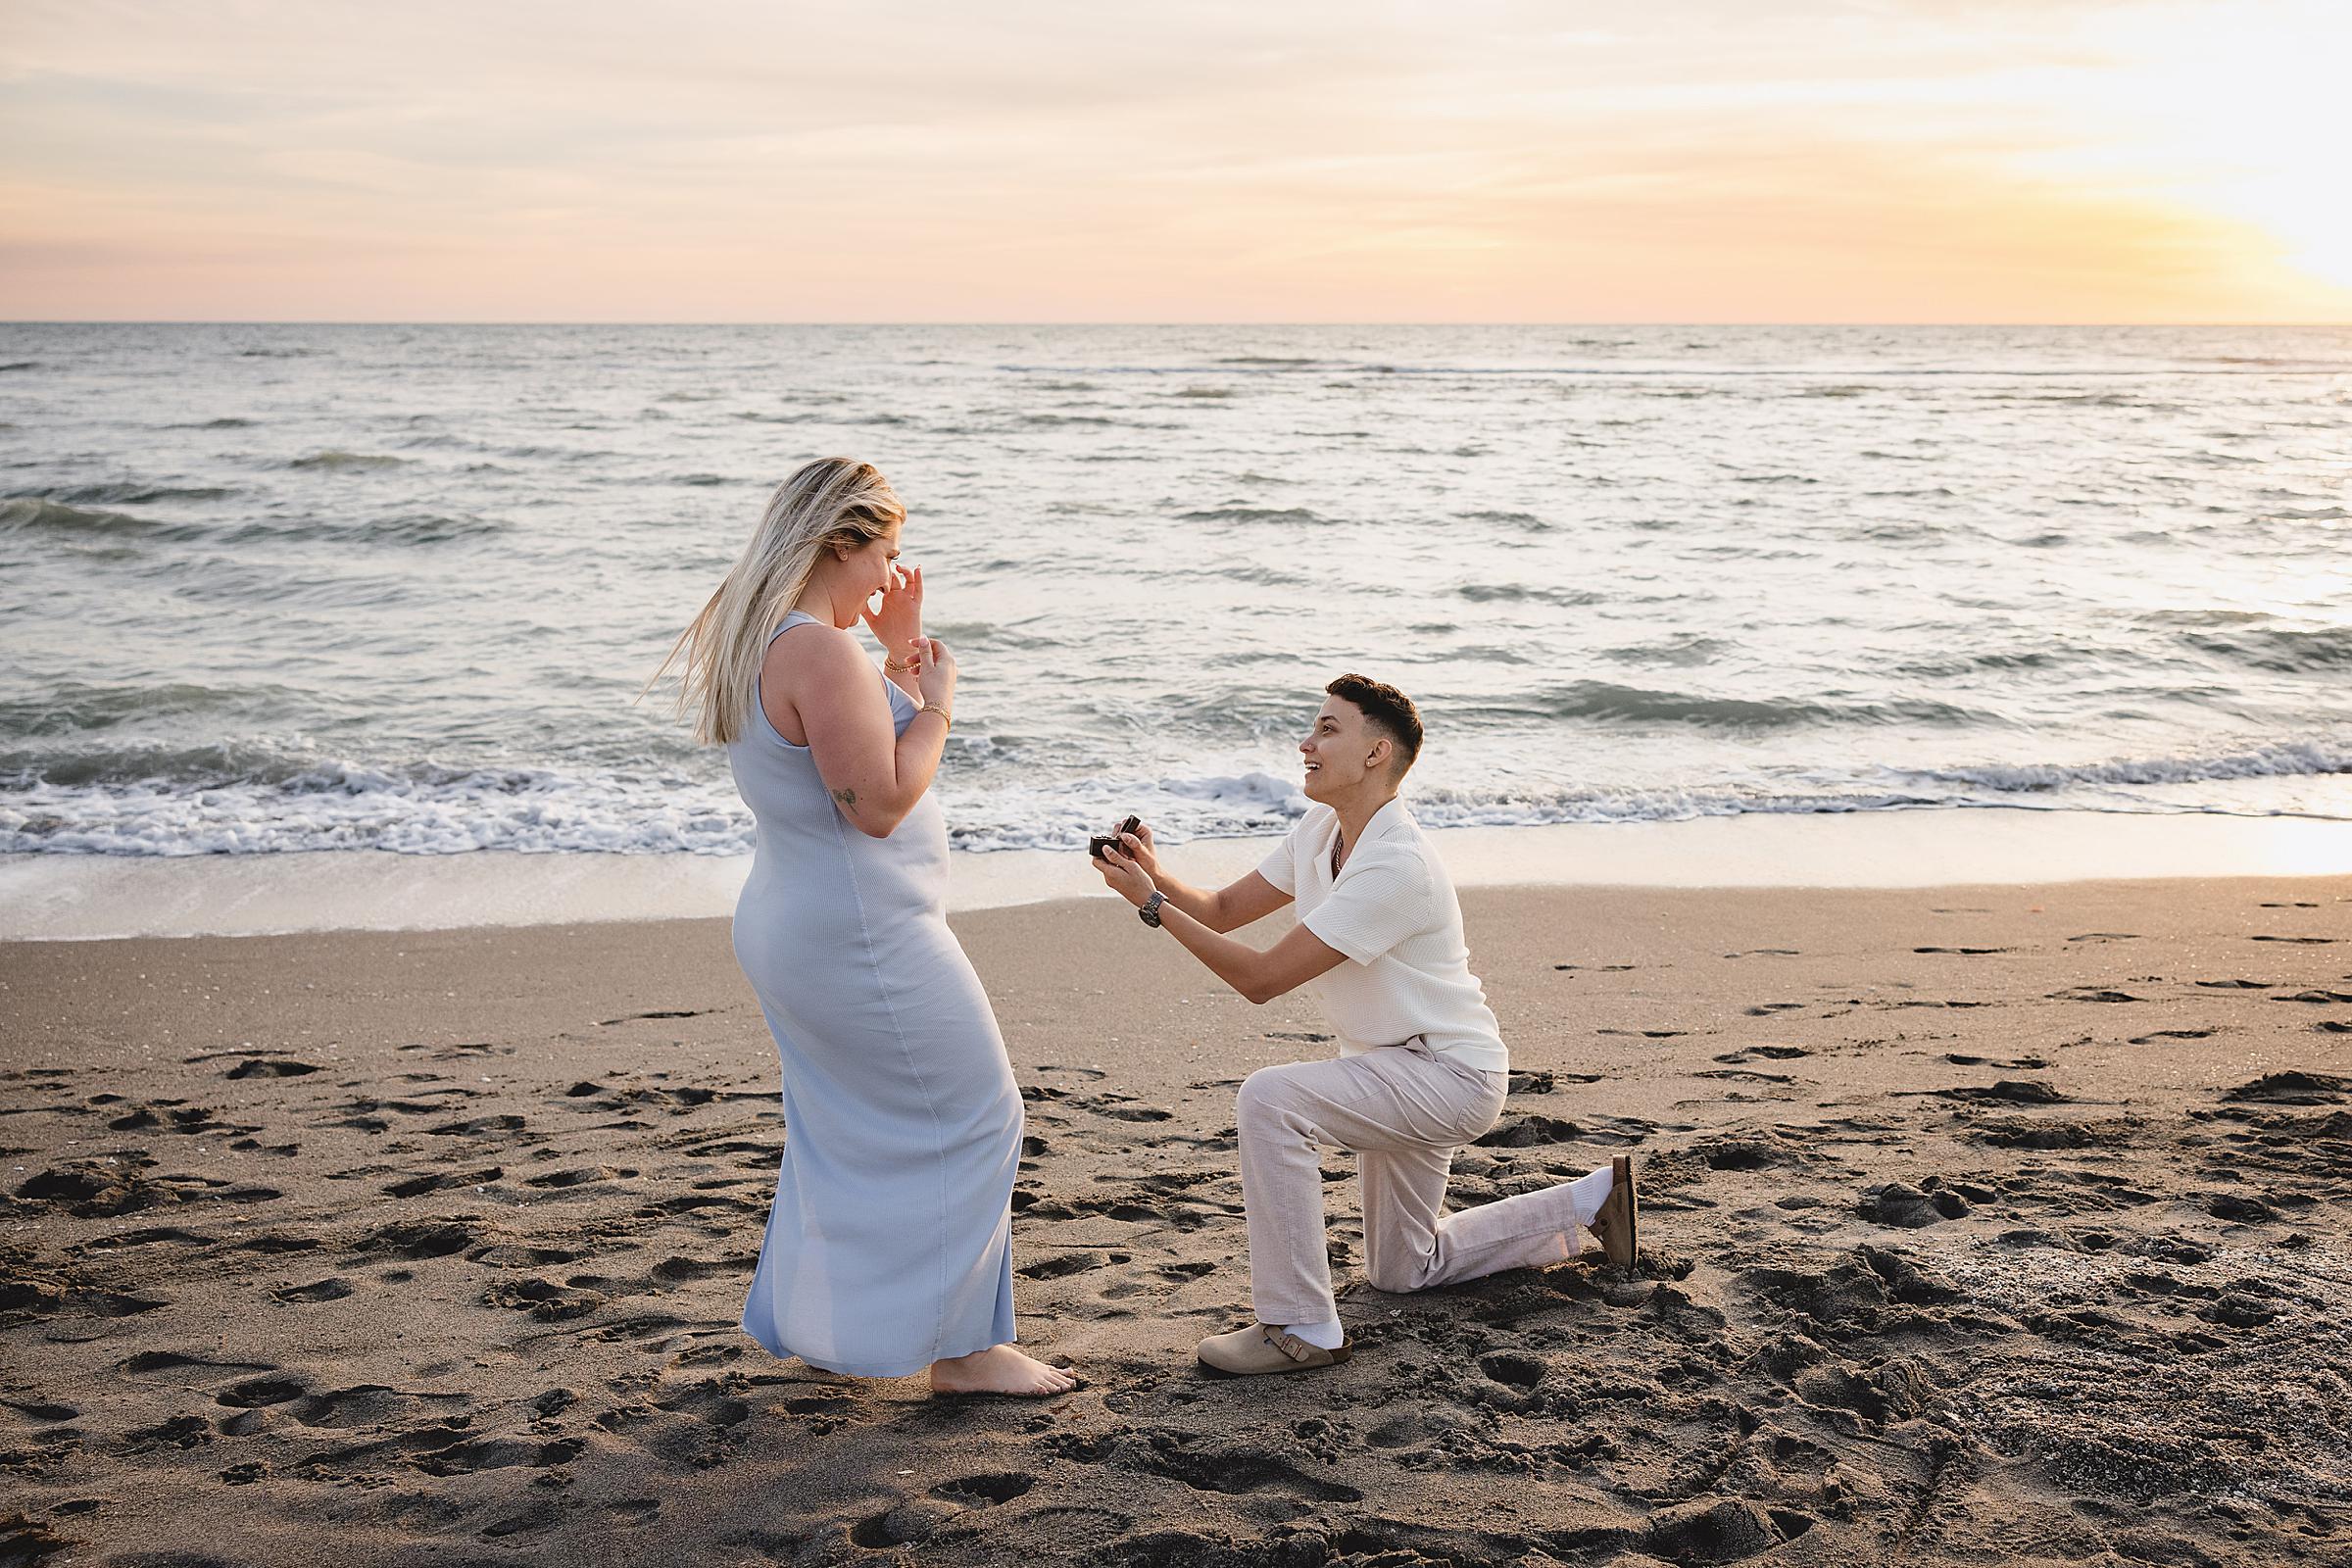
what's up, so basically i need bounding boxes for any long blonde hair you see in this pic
[648,457,905,745]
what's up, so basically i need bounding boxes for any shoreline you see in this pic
[5,804,2352,943]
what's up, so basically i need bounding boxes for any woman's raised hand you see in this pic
[861,563,923,651]
[910,636,956,712]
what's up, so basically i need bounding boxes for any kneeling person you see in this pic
[1092,674,1638,1376]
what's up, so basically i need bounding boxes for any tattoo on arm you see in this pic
[831,787,858,814]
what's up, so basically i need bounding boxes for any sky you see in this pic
[2,0,2347,322]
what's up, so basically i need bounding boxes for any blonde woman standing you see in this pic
[656,458,1074,1396]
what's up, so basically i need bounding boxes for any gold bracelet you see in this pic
[915,702,952,728]
[884,655,915,673]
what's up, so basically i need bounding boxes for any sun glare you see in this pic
[2075,1,2352,293]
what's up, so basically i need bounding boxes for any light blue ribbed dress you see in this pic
[729,610,1020,1376]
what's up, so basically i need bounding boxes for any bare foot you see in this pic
[927,1344,1078,1397]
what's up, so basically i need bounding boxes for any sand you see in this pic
[2,878,2348,1566]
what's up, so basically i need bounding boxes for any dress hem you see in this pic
[740,1321,1019,1381]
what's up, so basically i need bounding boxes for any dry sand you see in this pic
[3,878,2349,1566]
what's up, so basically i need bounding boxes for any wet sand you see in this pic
[3,879,2348,1565]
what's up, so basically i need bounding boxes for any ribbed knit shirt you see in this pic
[1257,798,1508,1073]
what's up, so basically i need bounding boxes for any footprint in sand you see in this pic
[933,1472,1036,1506]
[384,1166,503,1198]
[1476,1351,1546,1390]
[394,1041,508,1061]
[1692,1133,1812,1171]
[116,1414,213,1455]
[471,1242,583,1268]
[1473,1113,1585,1148]
[421,1113,528,1139]
[1054,1432,1363,1502]
[217,1374,311,1408]
[2225,1072,2348,1105]
[1068,1095,1173,1123]
[522,1165,636,1189]
[1717,1045,1810,1063]
[1924,1080,2072,1104]
[400,1434,589,1480]
[478,1501,568,1541]
[1017,1251,1128,1281]
[348,1219,479,1261]
[1972,1119,2137,1151]
[774,1388,859,1435]
[270,1277,356,1304]
[648,1254,755,1286]
[1506,1068,1605,1092]
[1859,1184,1973,1227]
[223,1057,321,1080]
[119,1350,276,1380]
[482,1277,608,1322]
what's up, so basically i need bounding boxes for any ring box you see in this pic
[1089,815,1143,860]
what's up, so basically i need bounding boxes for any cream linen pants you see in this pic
[1236,1039,1605,1327]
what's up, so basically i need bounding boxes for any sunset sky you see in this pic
[3,0,2347,322]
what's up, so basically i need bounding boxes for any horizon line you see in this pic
[7,318,2352,330]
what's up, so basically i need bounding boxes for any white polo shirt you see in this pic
[1257,799,1508,1073]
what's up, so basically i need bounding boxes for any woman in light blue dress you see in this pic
[654,457,1074,1396]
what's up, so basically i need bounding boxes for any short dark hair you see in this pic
[1326,673,1424,776]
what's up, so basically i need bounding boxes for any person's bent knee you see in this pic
[1235,1064,1303,1135]
[1365,1255,1434,1295]
[1234,1065,1285,1120]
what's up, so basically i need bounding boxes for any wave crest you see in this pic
[1178,505,1335,526]
[0,497,162,537]
[288,450,410,471]
[1896,741,2352,793]
[1504,681,1989,730]
[6,737,2348,859]
[2184,625,2352,673]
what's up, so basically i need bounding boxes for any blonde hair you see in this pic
[648,458,904,745]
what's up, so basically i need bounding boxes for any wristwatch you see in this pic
[1138,891,1167,928]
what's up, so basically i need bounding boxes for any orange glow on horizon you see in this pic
[0,0,2346,322]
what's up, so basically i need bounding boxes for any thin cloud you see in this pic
[1,0,2344,319]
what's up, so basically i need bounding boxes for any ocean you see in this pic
[3,322,2348,865]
